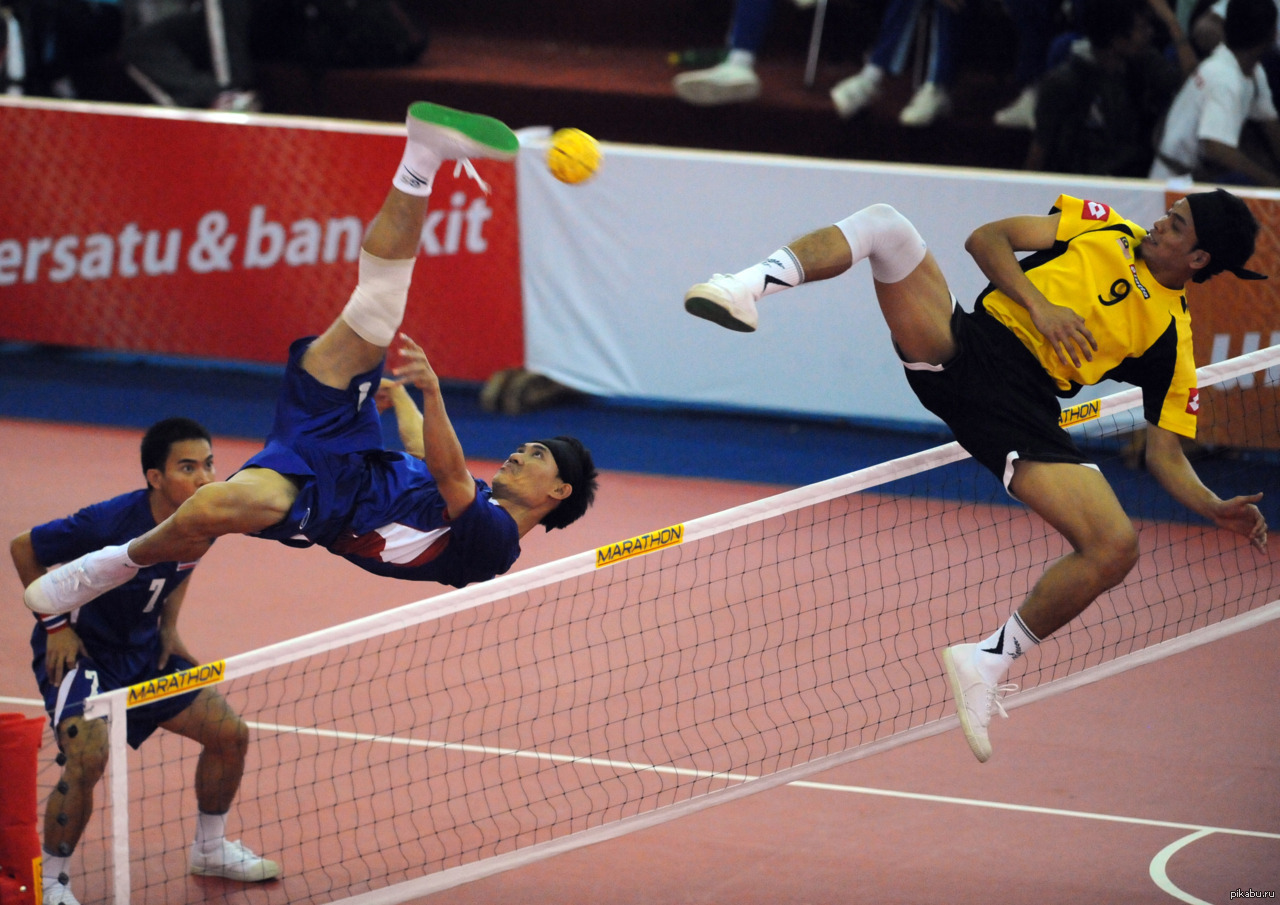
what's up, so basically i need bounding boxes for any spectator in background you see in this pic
[1024,0,1187,176]
[1151,0,1280,185]
[673,0,965,128]
[828,0,968,127]
[120,0,260,110]
[991,0,1062,130]
[995,0,1196,132]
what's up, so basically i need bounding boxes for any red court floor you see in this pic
[1,419,1276,905]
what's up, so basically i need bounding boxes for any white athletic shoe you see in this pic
[43,883,81,905]
[23,544,136,615]
[405,101,519,164]
[898,82,951,127]
[673,60,761,106]
[830,69,882,119]
[942,643,1016,763]
[190,839,280,882]
[993,85,1037,130]
[684,273,759,332]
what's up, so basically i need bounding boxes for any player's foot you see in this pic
[942,643,1016,763]
[43,882,81,905]
[684,273,759,332]
[405,101,519,163]
[673,60,761,106]
[189,839,280,882]
[23,544,137,615]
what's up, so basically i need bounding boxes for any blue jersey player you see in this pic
[10,418,279,905]
[23,101,598,621]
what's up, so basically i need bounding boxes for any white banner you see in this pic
[517,135,1170,426]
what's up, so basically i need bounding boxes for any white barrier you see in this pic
[516,138,1175,426]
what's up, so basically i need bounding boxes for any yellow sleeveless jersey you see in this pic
[976,194,1199,439]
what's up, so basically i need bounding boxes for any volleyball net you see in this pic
[43,345,1280,904]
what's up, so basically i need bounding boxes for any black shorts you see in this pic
[903,304,1089,487]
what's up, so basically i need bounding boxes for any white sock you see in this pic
[86,543,141,582]
[726,48,756,68]
[393,142,442,197]
[43,849,71,886]
[195,810,227,849]
[859,63,885,85]
[341,250,417,347]
[974,612,1040,685]
[731,247,805,301]
[834,204,927,284]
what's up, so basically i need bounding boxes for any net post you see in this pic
[85,689,130,905]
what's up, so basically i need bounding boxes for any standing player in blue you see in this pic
[10,418,279,905]
[22,102,597,620]
[682,189,1269,762]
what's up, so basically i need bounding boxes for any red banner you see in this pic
[0,99,524,381]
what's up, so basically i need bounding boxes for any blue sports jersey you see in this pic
[238,337,522,588]
[29,489,196,672]
[30,489,204,745]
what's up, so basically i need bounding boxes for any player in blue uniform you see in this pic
[22,102,597,620]
[683,189,1269,762]
[10,418,278,905]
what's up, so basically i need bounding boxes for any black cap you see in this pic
[1185,189,1268,283]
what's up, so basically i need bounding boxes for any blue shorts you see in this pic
[36,652,200,750]
[239,336,389,548]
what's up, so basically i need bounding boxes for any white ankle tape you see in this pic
[835,204,926,284]
[341,250,416,347]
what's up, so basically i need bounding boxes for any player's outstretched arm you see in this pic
[390,333,476,518]
[1144,424,1268,552]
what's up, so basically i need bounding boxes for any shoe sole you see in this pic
[684,295,756,332]
[190,863,281,882]
[407,101,519,160]
[673,81,761,106]
[942,647,992,763]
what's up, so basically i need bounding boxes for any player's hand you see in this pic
[390,333,440,395]
[1212,493,1268,552]
[45,628,86,687]
[158,625,197,670]
[373,377,405,413]
[1028,298,1097,368]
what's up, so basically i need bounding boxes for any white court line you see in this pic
[10,692,1276,902]
[9,693,1277,844]
[1150,829,1216,905]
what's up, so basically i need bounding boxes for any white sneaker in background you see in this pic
[673,60,761,106]
[993,85,1037,129]
[829,68,883,119]
[898,82,951,127]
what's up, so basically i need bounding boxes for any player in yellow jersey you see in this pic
[683,188,1269,762]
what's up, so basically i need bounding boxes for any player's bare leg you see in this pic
[24,469,297,615]
[684,204,952,359]
[944,461,1139,761]
[163,689,280,881]
[305,102,519,392]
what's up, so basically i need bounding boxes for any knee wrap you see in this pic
[341,250,416,347]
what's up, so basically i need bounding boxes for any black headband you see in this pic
[536,437,585,491]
